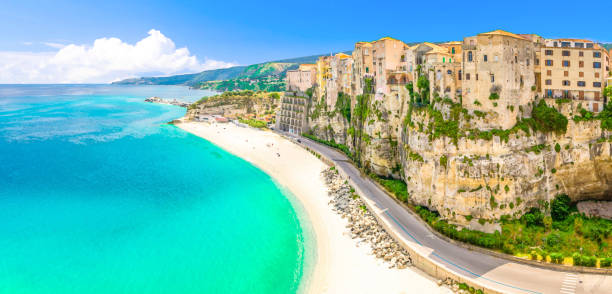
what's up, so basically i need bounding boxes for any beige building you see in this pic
[370,37,409,98]
[315,56,333,101]
[325,53,353,107]
[538,39,610,112]
[286,64,316,93]
[404,42,462,101]
[351,42,374,96]
[276,95,309,134]
[462,30,536,129]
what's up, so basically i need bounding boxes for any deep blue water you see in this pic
[0,85,313,294]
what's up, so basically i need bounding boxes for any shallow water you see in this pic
[0,85,312,294]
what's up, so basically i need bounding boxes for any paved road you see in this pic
[294,135,612,294]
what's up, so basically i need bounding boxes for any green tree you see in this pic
[532,100,568,134]
[417,75,430,104]
[551,194,572,221]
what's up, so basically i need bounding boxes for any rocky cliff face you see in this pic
[186,92,279,120]
[307,86,611,230]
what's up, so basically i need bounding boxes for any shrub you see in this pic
[530,250,538,260]
[521,208,544,227]
[439,155,448,169]
[601,257,612,268]
[550,253,564,264]
[555,143,561,153]
[551,194,572,221]
[489,92,500,100]
[531,100,568,134]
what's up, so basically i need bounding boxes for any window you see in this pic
[586,43,594,48]
[476,74,479,80]
[515,55,518,63]
[442,57,445,63]
[579,72,584,77]
[466,73,470,80]
[575,43,584,48]
[447,70,452,75]
[545,50,553,56]
[578,81,586,87]
[564,71,569,77]
[468,51,473,62]
[494,55,499,62]
[545,60,553,66]
[491,74,495,83]
[483,55,488,62]
[527,59,530,66]
[365,67,369,73]
[458,70,462,80]
[594,52,601,58]
[562,80,570,86]
[562,50,570,56]
[594,82,602,87]
[579,51,584,57]
[561,42,571,47]
[579,61,584,67]
[535,58,540,65]
[451,47,455,54]
[594,62,601,68]
[595,72,600,78]
[545,79,552,85]
[562,60,570,67]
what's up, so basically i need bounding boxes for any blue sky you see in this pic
[1,0,611,83]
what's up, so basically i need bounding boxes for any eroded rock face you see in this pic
[399,100,611,227]
[186,94,279,119]
[307,89,611,230]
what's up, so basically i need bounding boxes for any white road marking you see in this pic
[560,273,579,294]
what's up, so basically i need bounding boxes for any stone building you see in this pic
[325,53,354,107]
[462,30,536,129]
[537,39,610,112]
[286,64,316,93]
[404,42,462,101]
[351,42,374,97]
[370,37,409,98]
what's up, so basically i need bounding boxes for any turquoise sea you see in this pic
[0,85,313,294]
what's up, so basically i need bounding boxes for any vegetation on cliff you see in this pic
[413,195,612,268]
[238,118,267,128]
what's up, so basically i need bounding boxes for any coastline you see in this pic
[175,120,450,294]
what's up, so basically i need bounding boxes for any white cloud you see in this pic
[0,30,237,84]
[43,42,66,49]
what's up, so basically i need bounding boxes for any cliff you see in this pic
[186,90,280,121]
[305,85,611,230]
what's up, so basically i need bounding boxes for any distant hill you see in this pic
[113,53,350,87]
[601,43,612,50]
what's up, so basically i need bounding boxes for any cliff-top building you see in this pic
[286,64,316,93]
[370,37,409,98]
[537,39,610,112]
[351,42,374,97]
[462,30,536,129]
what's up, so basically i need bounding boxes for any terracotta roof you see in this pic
[335,53,351,59]
[479,30,527,40]
[378,36,400,42]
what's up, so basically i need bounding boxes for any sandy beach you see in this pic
[176,121,450,294]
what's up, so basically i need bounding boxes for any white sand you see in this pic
[176,121,451,294]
